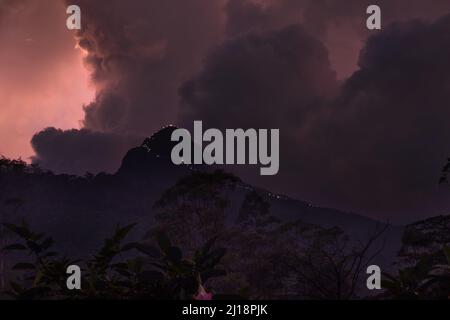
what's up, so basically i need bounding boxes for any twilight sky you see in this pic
[0,0,93,160]
[2,0,450,222]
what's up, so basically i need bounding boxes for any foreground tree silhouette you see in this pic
[380,161,450,299]
[2,221,229,300]
[153,170,240,252]
[0,157,28,291]
[0,160,391,299]
[154,170,389,299]
[287,224,388,299]
[382,215,450,299]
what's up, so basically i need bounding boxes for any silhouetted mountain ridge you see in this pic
[117,125,184,177]
[1,127,403,271]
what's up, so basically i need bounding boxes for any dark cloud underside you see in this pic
[28,0,450,222]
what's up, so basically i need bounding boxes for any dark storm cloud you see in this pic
[73,0,225,136]
[224,0,450,78]
[180,15,450,222]
[31,128,142,175]
[29,1,450,221]
[224,0,305,37]
[32,0,226,174]
[224,0,450,36]
[179,23,340,207]
[180,24,338,129]
[313,15,450,221]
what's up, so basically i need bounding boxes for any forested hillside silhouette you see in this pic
[2,127,447,299]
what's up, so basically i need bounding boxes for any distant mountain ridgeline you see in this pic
[1,126,188,254]
[0,127,406,296]
[0,127,399,253]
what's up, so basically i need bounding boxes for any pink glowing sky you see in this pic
[0,0,94,160]
[0,0,377,162]
[5,0,440,163]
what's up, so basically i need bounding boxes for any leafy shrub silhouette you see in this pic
[154,169,240,252]
[0,160,393,300]
[381,214,450,299]
[2,221,228,300]
[153,170,389,299]
[382,245,450,299]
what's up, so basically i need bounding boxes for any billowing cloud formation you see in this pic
[0,0,93,160]
[26,1,450,221]
[75,0,225,135]
[30,0,450,158]
[31,128,142,174]
[31,0,226,174]
[181,25,338,129]
[181,15,450,222]
[225,0,450,78]
[313,16,450,221]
